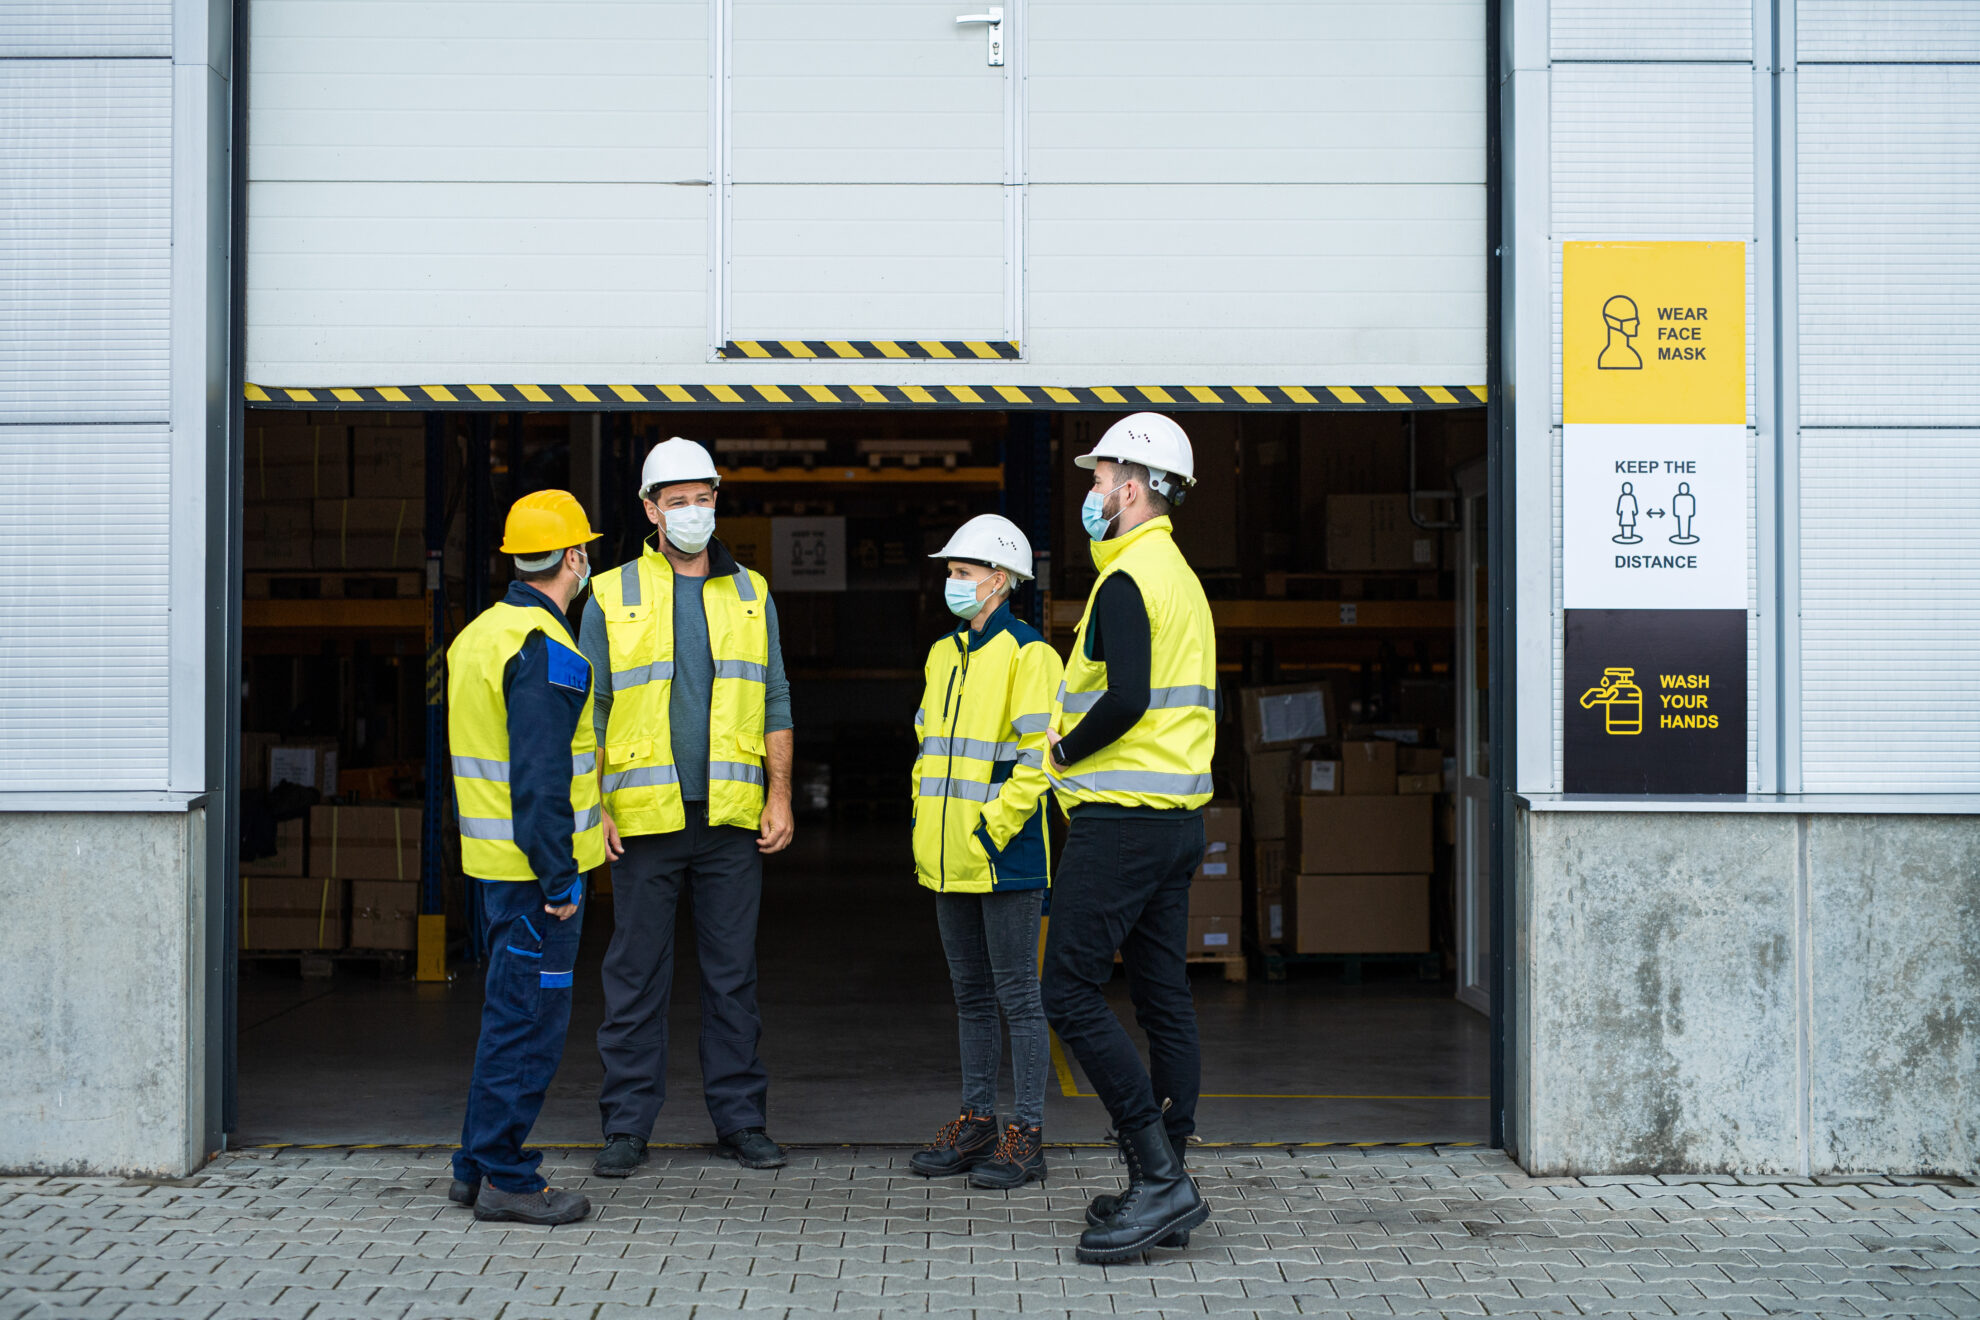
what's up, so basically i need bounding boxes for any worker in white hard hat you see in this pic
[1040,412,1217,1263]
[578,437,795,1177]
[906,514,1064,1191]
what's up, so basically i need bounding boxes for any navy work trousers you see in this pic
[453,878,583,1193]
[596,807,769,1139]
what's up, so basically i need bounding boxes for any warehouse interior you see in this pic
[233,405,1492,1147]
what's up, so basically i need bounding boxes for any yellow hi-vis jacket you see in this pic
[447,597,607,884]
[1049,516,1217,810]
[590,537,771,835]
[911,604,1064,893]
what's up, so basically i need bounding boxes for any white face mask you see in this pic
[661,504,716,555]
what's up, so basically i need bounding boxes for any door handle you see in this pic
[955,6,1004,66]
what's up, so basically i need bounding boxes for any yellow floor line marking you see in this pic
[1049,1030,1081,1097]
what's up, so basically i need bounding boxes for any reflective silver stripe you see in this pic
[919,735,1018,762]
[1015,747,1044,767]
[603,764,682,795]
[613,660,674,689]
[710,760,767,787]
[917,776,997,803]
[451,755,509,782]
[1060,689,1104,714]
[1147,684,1217,712]
[574,804,602,833]
[914,708,926,727]
[1045,770,1214,798]
[1011,712,1051,735]
[459,816,515,841]
[731,568,757,602]
[713,659,769,683]
[572,751,597,776]
[620,561,641,607]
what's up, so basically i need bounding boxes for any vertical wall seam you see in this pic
[1795,812,1813,1176]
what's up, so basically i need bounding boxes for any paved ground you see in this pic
[4,1146,1977,1319]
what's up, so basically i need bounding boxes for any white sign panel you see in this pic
[1562,423,1745,610]
[770,516,847,593]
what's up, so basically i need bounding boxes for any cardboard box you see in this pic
[1244,750,1296,839]
[1397,772,1443,795]
[1294,795,1434,874]
[1397,746,1445,775]
[1286,873,1430,954]
[1185,915,1241,955]
[248,425,349,501]
[242,818,307,877]
[1345,722,1429,746]
[1197,801,1242,881]
[1188,879,1243,918]
[1169,414,1238,571]
[241,731,280,792]
[270,740,338,795]
[1301,759,1341,794]
[241,876,346,950]
[1254,872,1286,946]
[314,498,424,570]
[244,501,314,570]
[1342,741,1399,796]
[1325,494,1438,572]
[349,879,419,950]
[309,805,421,881]
[352,427,426,499]
[1239,683,1333,750]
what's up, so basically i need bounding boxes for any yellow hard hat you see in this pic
[500,489,600,555]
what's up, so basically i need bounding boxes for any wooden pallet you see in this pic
[1255,949,1442,984]
[239,947,412,979]
[245,570,422,600]
[1187,952,1249,984]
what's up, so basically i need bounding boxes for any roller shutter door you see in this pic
[0,1,170,57]
[1797,1,1980,63]
[1550,0,1748,62]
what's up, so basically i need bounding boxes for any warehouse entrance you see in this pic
[231,402,1492,1147]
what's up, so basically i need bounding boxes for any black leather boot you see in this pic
[1075,1119,1208,1265]
[909,1109,999,1177]
[1085,1129,1189,1244]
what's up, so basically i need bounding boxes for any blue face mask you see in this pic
[1081,482,1127,541]
[945,577,985,620]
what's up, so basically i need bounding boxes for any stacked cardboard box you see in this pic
[241,876,346,950]
[311,805,422,951]
[313,497,423,570]
[1187,802,1242,955]
[1236,682,1334,952]
[1286,794,1433,954]
[247,424,350,502]
[352,424,426,498]
[242,818,308,877]
[1324,494,1439,572]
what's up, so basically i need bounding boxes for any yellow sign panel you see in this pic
[1563,241,1745,425]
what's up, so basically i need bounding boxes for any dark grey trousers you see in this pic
[596,807,768,1139]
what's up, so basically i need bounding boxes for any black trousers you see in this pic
[1041,811,1205,1138]
[596,807,768,1139]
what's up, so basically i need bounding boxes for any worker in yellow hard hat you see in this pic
[444,488,605,1226]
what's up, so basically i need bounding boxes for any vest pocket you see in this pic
[606,738,653,769]
[736,730,766,759]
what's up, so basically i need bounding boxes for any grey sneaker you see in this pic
[472,1184,591,1225]
[592,1134,647,1178]
[715,1127,787,1169]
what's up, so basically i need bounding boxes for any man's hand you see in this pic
[545,901,578,921]
[601,809,625,861]
[757,790,795,854]
[1045,729,1066,767]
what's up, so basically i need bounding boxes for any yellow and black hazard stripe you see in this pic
[246,382,1486,411]
[721,339,1021,360]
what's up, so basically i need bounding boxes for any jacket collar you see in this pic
[503,579,579,643]
[1089,515,1174,572]
[954,600,1016,653]
[642,531,741,580]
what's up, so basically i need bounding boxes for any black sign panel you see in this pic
[1564,609,1746,794]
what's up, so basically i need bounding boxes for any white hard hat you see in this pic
[1076,412,1196,502]
[640,437,720,497]
[929,513,1034,581]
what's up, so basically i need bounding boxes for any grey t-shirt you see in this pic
[580,575,793,804]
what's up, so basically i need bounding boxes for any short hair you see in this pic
[514,548,567,583]
[1114,460,1174,518]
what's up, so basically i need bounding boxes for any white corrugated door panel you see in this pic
[0,59,170,423]
[250,0,707,184]
[1551,0,1749,62]
[1029,0,1481,185]
[1798,1,1980,62]
[1798,66,1980,428]
[0,1,170,56]
[1801,430,1980,793]
[247,182,707,386]
[0,427,171,791]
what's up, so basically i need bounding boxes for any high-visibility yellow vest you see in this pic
[1050,517,1217,810]
[911,606,1063,894]
[446,601,607,881]
[591,540,771,835]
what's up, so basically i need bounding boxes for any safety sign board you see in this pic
[1563,241,1744,426]
[1563,422,1745,610]
[1564,609,1745,794]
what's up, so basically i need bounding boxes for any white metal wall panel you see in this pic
[1028,0,1481,185]
[0,2,170,56]
[0,427,171,791]
[1797,66,1980,428]
[1025,183,1484,377]
[731,0,1002,185]
[1798,1,1980,63]
[246,182,706,385]
[250,0,707,183]
[0,59,170,423]
[1550,64,1755,425]
[1550,0,1750,63]
[1801,430,1980,792]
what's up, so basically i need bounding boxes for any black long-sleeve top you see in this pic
[1051,574,1151,767]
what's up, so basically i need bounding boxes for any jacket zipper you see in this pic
[938,634,969,891]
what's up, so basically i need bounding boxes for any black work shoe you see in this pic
[1075,1120,1208,1265]
[472,1184,591,1225]
[592,1134,648,1178]
[715,1127,787,1169]
[1086,1129,1190,1244]
[909,1109,1000,1178]
[448,1177,479,1207]
[968,1123,1047,1189]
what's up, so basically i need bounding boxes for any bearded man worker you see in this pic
[581,437,795,1177]
[1041,413,1217,1264]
